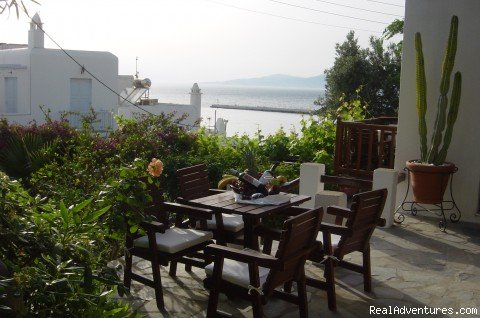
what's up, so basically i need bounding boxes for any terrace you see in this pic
[118,216,479,317]
[2,0,480,317]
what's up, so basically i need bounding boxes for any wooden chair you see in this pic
[123,196,215,310]
[306,188,387,310]
[203,207,323,318]
[176,164,244,245]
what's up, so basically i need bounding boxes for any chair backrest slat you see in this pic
[335,189,387,258]
[177,164,211,200]
[263,207,323,295]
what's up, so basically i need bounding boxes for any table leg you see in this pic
[243,216,260,250]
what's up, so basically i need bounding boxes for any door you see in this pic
[70,78,92,113]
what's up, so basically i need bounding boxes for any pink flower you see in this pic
[147,158,164,177]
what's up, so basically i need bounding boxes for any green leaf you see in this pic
[129,224,138,233]
[71,198,93,213]
[59,201,70,223]
[83,205,111,223]
[104,307,124,316]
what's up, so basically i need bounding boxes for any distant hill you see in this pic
[212,74,325,89]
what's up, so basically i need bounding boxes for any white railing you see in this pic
[66,110,116,132]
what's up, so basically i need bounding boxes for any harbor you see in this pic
[210,103,317,114]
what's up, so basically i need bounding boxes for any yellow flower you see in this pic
[147,158,164,177]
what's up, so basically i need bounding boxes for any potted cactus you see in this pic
[407,15,462,204]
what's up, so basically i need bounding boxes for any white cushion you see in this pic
[205,251,269,289]
[206,213,244,232]
[316,232,342,249]
[134,228,213,254]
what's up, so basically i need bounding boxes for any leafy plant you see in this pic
[415,15,462,165]
[0,133,53,181]
[0,171,139,317]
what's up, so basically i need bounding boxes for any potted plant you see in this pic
[407,15,462,204]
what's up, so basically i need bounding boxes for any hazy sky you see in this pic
[1,0,404,84]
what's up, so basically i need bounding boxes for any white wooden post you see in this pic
[299,163,325,209]
[373,168,399,228]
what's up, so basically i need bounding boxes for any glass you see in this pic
[263,175,275,191]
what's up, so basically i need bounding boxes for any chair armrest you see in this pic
[140,220,166,234]
[326,206,351,218]
[176,196,189,205]
[209,189,227,195]
[319,222,352,236]
[205,244,280,269]
[162,202,213,220]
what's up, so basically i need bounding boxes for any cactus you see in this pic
[414,15,462,165]
[415,33,428,162]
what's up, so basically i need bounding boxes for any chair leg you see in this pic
[297,276,308,318]
[123,249,132,290]
[151,257,165,309]
[169,261,177,277]
[248,262,264,318]
[251,294,264,318]
[324,258,337,311]
[207,256,224,318]
[185,264,192,272]
[363,246,372,292]
[283,281,293,293]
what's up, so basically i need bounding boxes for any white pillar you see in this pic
[299,163,325,209]
[373,168,399,228]
[189,83,202,125]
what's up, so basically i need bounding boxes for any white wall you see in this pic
[395,0,480,223]
[1,48,118,125]
[29,49,118,122]
[0,49,31,118]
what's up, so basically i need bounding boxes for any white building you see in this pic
[0,14,202,131]
[0,14,118,128]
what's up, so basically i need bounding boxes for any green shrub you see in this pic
[0,172,139,317]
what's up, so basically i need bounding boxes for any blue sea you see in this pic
[149,84,323,137]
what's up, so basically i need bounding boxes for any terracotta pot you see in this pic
[406,160,455,204]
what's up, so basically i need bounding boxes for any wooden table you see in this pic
[188,191,310,249]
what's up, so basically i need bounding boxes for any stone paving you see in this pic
[116,214,480,317]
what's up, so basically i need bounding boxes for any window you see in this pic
[5,77,18,113]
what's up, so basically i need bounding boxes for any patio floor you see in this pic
[117,214,480,317]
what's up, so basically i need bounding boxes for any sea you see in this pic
[149,84,324,137]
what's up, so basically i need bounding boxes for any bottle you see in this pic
[258,170,274,185]
[227,168,240,177]
[239,172,269,196]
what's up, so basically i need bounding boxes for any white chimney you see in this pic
[28,13,44,49]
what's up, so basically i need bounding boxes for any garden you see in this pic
[0,108,348,317]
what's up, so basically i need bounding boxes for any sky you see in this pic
[0,0,404,84]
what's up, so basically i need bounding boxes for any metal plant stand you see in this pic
[394,166,461,231]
